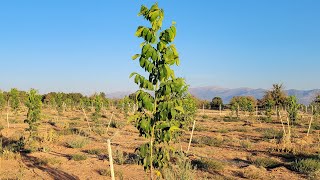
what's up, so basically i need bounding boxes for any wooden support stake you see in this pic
[202,104,204,114]
[279,112,286,136]
[307,116,314,137]
[305,105,308,114]
[106,112,114,134]
[82,108,91,132]
[286,116,291,139]
[219,104,222,116]
[107,139,115,180]
[187,119,196,153]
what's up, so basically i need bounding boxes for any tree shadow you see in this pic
[21,152,80,180]
[0,134,79,179]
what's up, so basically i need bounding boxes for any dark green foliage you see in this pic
[194,98,210,109]
[42,92,106,112]
[270,84,287,107]
[67,137,90,148]
[257,128,283,140]
[79,97,92,111]
[261,83,287,119]
[25,89,42,139]
[264,98,275,121]
[286,96,299,122]
[249,157,281,168]
[71,154,87,161]
[311,94,320,117]
[192,136,224,147]
[191,158,224,172]
[55,93,64,115]
[292,158,320,174]
[92,94,103,121]
[210,97,223,110]
[230,96,256,118]
[131,3,194,172]
[109,120,124,129]
[9,88,20,114]
[117,96,134,115]
[65,98,74,110]
[178,94,197,127]
[85,149,104,155]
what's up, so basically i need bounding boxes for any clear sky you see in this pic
[0,0,319,94]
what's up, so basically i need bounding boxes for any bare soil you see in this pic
[0,108,318,179]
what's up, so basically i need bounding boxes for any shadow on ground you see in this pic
[21,152,80,180]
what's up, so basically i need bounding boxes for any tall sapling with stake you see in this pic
[130,3,193,179]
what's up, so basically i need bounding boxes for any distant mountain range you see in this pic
[189,86,320,105]
[107,86,320,105]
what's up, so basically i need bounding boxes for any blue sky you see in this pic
[0,0,319,94]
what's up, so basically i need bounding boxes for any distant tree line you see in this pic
[1,85,319,118]
[195,83,320,120]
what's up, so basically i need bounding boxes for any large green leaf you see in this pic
[132,54,140,60]
[174,106,184,113]
[135,26,144,37]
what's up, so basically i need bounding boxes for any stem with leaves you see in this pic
[130,3,193,178]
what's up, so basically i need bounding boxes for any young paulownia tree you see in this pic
[92,94,103,121]
[131,3,192,178]
[55,93,64,115]
[25,89,42,139]
[9,88,20,114]
[286,95,299,123]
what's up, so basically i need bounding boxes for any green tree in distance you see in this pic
[25,89,42,139]
[9,88,20,114]
[210,97,223,110]
[55,93,64,115]
[286,95,299,123]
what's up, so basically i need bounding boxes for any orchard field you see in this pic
[1,101,320,180]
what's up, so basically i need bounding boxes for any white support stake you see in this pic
[107,139,115,180]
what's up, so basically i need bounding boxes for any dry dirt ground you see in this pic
[0,108,319,180]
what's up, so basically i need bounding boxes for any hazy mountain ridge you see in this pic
[107,86,320,105]
[189,86,320,105]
